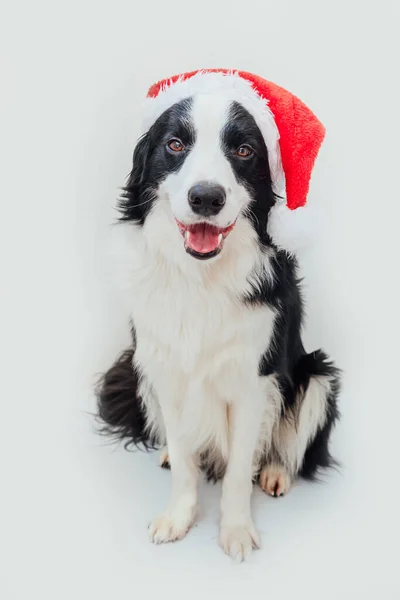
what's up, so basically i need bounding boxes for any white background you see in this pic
[2,1,400,598]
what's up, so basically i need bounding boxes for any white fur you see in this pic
[113,208,279,558]
[111,96,329,560]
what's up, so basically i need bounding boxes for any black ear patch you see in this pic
[117,133,153,225]
[130,133,152,187]
[221,101,277,245]
[118,98,195,225]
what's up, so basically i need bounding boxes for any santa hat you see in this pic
[143,69,325,251]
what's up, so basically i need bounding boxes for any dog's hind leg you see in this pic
[259,350,340,496]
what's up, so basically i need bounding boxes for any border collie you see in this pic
[96,72,340,561]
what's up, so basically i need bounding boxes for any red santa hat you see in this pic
[143,69,325,251]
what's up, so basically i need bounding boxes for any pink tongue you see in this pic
[188,226,220,254]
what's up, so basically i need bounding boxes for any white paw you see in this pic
[259,463,291,497]
[148,508,194,544]
[219,522,260,562]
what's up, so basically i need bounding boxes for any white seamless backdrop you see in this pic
[2,1,400,598]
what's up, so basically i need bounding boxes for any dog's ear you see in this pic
[128,133,151,187]
[118,133,152,221]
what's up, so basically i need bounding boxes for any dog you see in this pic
[96,71,340,561]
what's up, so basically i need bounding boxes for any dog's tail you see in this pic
[95,349,156,449]
[292,349,341,479]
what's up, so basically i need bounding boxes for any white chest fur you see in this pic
[111,213,277,456]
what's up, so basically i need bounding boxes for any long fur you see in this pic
[96,348,156,450]
[97,346,340,479]
[95,87,340,555]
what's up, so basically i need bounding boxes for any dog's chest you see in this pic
[130,251,275,384]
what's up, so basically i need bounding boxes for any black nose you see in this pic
[188,182,226,217]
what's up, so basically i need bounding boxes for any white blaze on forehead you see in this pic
[191,93,231,143]
[184,93,234,183]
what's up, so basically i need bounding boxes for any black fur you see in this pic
[221,101,340,478]
[96,348,156,450]
[119,97,194,224]
[295,350,341,479]
[222,101,277,244]
[97,97,340,482]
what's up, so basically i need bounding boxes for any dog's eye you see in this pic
[236,145,253,158]
[167,139,184,153]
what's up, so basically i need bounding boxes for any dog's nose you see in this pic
[188,183,226,217]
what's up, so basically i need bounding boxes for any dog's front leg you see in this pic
[148,400,198,544]
[220,390,267,561]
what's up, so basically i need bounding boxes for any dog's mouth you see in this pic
[175,220,236,260]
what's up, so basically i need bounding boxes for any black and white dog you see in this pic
[97,72,339,561]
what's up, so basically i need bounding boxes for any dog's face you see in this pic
[121,94,276,260]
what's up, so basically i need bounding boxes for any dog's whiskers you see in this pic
[119,190,156,210]
[126,196,154,209]
[243,206,261,230]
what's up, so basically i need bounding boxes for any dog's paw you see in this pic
[159,447,170,469]
[219,522,260,562]
[148,507,194,544]
[259,463,291,497]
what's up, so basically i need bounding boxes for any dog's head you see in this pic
[120,92,277,261]
[119,71,325,261]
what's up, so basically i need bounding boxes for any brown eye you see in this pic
[236,145,253,158]
[167,138,184,152]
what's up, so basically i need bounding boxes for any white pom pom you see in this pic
[267,201,319,254]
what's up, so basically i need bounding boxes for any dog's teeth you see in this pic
[185,230,190,244]
[218,233,223,245]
